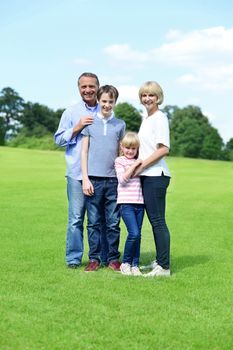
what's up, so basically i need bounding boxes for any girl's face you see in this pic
[99,92,116,118]
[141,93,158,115]
[121,145,138,159]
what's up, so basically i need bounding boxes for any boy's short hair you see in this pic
[78,72,100,87]
[97,85,119,102]
[138,81,164,105]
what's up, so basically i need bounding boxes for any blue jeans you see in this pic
[66,177,108,266]
[141,175,171,269]
[86,177,120,263]
[120,204,144,267]
[66,177,85,265]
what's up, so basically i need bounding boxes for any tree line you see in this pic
[0,87,233,160]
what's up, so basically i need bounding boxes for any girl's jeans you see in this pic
[120,204,145,267]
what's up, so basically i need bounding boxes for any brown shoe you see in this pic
[85,261,100,272]
[108,260,121,271]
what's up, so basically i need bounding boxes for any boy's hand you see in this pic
[82,178,94,196]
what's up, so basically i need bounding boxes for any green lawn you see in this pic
[0,147,232,350]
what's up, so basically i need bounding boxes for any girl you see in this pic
[115,132,144,276]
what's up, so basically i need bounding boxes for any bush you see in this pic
[7,134,61,151]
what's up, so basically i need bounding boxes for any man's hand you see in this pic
[73,115,94,136]
[78,115,94,127]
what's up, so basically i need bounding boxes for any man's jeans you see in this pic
[141,175,171,269]
[86,177,120,263]
[66,177,85,265]
[66,177,108,266]
[120,204,144,267]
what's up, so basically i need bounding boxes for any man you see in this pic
[55,72,108,268]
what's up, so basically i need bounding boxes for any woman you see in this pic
[135,81,171,277]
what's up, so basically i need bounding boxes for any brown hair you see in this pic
[78,72,100,87]
[97,85,119,102]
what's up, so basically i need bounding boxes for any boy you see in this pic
[81,85,126,272]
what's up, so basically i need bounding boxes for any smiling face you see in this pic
[78,76,99,107]
[120,145,138,159]
[98,92,116,118]
[140,93,159,116]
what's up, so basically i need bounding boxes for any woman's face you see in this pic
[141,93,158,115]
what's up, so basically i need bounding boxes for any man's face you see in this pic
[78,77,98,106]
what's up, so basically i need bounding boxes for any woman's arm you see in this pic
[81,136,94,196]
[134,144,169,176]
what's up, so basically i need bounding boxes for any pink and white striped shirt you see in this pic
[115,156,144,204]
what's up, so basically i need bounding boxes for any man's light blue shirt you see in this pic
[54,100,99,180]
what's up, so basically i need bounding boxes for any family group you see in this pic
[54,72,171,277]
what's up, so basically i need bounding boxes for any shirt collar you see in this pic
[97,112,114,121]
[83,101,99,112]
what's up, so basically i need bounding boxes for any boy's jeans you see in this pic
[86,177,120,263]
[120,204,144,267]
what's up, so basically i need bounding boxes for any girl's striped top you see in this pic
[114,156,144,204]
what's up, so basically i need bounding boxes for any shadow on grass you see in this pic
[140,252,210,273]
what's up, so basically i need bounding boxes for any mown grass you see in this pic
[0,147,232,350]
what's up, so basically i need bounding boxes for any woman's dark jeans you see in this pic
[141,175,171,269]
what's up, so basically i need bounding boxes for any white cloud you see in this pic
[117,85,140,106]
[103,27,233,91]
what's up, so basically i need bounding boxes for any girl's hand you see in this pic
[133,164,144,177]
[134,159,143,167]
[82,178,94,196]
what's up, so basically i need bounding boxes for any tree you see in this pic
[169,105,223,159]
[20,102,61,136]
[224,138,233,161]
[0,87,25,141]
[0,117,6,145]
[114,102,142,132]
[200,126,223,160]
[162,105,178,121]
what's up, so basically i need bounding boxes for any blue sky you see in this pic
[1,0,233,142]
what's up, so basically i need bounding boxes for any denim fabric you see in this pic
[86,177,120,262]
[141,175,171,269]
[120,204,144,267]
[66,177,108,265]
[66,177,86,265]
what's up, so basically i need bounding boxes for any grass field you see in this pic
[0,147,232,350]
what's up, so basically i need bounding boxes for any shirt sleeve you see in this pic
[81,125,90,137]
[115,157,127,185]
[120,122,126,140]
[54,110,77,147]
[155,114,170,149]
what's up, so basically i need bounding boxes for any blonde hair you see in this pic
[120,132,140,157]
[138,81,164,105]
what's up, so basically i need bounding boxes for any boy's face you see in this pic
[98,92,116,118]
[78,76,99,107]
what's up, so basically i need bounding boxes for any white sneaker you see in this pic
[131,266,142,276]
[120,263,132,275]
[140,260,158,271]
[144,265,170,277]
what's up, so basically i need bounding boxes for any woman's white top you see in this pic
[138,110,171,177]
